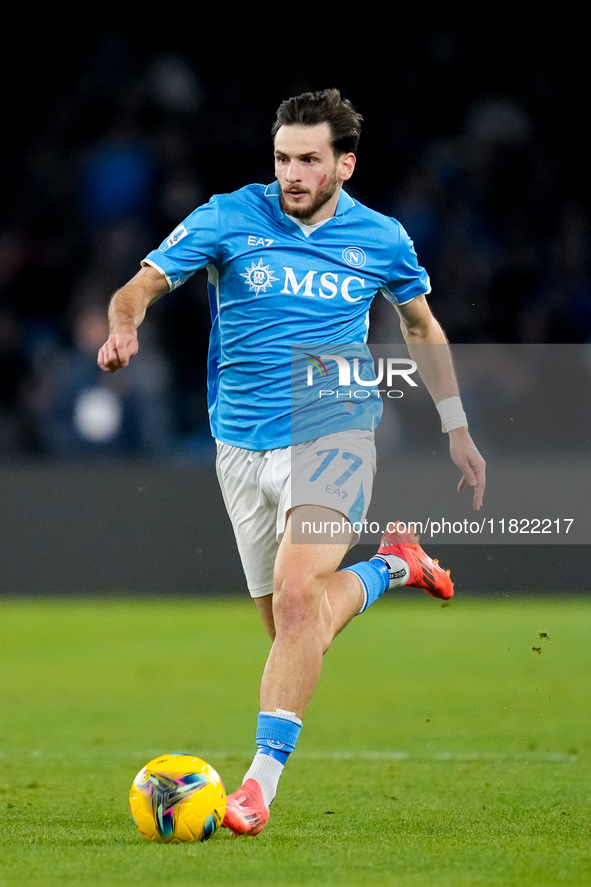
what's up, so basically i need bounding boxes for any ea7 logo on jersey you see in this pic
[241,259,279,295]
[248,235,275,247]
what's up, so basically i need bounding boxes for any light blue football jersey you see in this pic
[142,181,430,449]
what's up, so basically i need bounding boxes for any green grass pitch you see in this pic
[1,593,590,886]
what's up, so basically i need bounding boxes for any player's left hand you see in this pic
[448,427,486,510]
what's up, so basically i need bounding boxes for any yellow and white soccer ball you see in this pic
[129,753,226,843]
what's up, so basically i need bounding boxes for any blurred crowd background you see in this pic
[1,27,590,461]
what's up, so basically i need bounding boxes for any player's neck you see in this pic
[287,216,330,237]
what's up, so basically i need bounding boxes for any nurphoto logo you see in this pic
[305,353,418,399]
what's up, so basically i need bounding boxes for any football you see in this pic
[129,753,226,843]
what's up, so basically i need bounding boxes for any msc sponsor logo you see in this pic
[281,267,366,302]
[241,259,279,295]
[241,262,369,302]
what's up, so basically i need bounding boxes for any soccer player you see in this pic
[98,89,485,836]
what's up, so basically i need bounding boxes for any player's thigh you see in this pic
[274,505,353,599]
[274,505,360,645]
[271,506,352,636]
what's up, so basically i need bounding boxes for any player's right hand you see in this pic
[97,330,139,372]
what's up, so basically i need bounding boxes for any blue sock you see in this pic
[243,710,303,807]
[343,558,391,613]
[255,710,302,762]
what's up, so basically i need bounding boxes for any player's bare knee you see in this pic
[272,575,325,635]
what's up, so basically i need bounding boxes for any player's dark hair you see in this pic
[272,88,362,156]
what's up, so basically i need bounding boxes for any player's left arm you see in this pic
[395,294,486,511]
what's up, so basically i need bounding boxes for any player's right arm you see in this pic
[97,264,169,373]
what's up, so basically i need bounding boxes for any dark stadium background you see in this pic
[0,25,589,594]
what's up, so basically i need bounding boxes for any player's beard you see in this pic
[280,169,339,223]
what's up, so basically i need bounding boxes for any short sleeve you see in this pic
[381,221,431,305]
[142,197,222,291]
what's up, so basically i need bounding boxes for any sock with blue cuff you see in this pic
[344,552,410,614]
[242,709,302,808]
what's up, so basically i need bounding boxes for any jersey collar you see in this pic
[264,181,356,223]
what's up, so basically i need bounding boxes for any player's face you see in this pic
[274,123,356,224]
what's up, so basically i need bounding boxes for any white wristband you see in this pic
[436,396,468,432]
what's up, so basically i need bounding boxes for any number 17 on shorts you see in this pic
[290,429,376,544]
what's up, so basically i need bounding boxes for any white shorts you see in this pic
[215,430,376,598]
